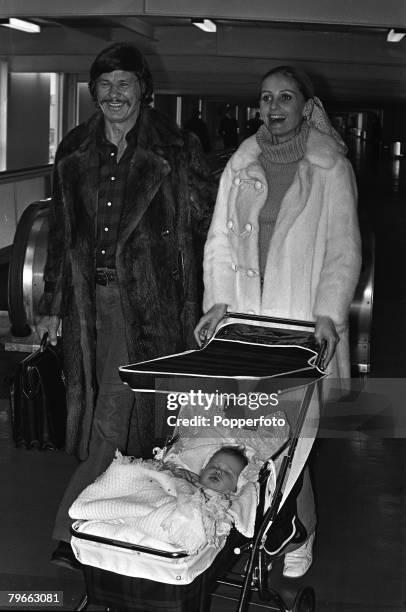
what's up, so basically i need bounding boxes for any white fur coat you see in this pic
[203,128,362,378]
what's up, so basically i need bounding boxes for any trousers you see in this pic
[296,467,316,538]
[283,390,317,540]
[53,283,137,542]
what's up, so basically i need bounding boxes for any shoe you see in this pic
[283,532,315,579]
[51,541,81,571]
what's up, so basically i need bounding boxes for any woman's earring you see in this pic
[302,99,313,121]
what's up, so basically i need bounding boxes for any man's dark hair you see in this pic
[213,446,248,469]
[88,41,153,105]
[260,65,315,101]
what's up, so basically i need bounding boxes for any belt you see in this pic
[95,268,117,286]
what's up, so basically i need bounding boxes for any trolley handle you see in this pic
[225,311,317,332]
[224,311,327,369]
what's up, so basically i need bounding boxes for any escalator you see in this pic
[7,199,51,337]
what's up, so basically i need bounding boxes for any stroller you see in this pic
[71,314,325,612]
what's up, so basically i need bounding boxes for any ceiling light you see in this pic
[0,18,41,33]
[192,19,216,33]
[387,29,406,42]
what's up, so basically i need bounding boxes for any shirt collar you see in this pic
[96,116,139,152]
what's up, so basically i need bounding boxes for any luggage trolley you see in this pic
[72,314,326,612]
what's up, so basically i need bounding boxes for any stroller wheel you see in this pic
[292,586,315,612]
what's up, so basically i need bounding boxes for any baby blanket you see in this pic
[69,453,255,554]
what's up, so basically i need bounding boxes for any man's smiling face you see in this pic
[96,70,142,127]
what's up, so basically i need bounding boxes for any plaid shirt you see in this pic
[95,123,138,269]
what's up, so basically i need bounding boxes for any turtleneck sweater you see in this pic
[256,122,309,278]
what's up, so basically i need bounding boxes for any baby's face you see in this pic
[199,451,244,494]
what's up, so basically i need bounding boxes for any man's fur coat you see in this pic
[41,106,215,459]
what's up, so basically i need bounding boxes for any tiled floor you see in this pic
[0,138,405,611]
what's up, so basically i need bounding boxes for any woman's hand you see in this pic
[194,303,228,347]
[315,316,339,368]
[35,315,61,346]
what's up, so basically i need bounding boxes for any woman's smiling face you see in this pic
[259,72,306,143]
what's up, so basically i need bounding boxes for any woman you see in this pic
[195,66,361,374]
[194,66,361,577]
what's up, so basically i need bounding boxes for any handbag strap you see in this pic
[21,333,52,398]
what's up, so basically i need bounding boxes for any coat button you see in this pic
[254,181,262,190]
[231,263,238,271]
[227,220,234,229]
[245,223,252,232]
[233,177,241,186]
[161,229,170,237]
[247,269,256,277]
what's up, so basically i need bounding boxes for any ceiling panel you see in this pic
[0,1,404,105]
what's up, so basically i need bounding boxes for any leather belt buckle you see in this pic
[95,268,116,286]
[95,269,108,286]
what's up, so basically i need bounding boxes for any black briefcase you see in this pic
[9,333,67,450]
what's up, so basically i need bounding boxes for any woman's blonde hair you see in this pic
[260,65,315,101]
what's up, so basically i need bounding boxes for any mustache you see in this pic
[100,98,129,104]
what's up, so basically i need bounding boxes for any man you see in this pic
[36,42,214,568]
[245,111,262,137]
[184,111,211,153]
[219,107,239,149]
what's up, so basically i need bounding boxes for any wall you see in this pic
[382,105,406,143]
[0,169,52,250]
[7,73,50,170]
[77,81,95,124]
[181,95,200,127]
[153,94,177,123]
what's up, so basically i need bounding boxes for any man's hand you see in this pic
[35,315,61,346]
[194,303,228,347]
[315,315,339,368]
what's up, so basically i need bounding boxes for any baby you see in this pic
[167,446,248,496]
[199,446,248,494]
